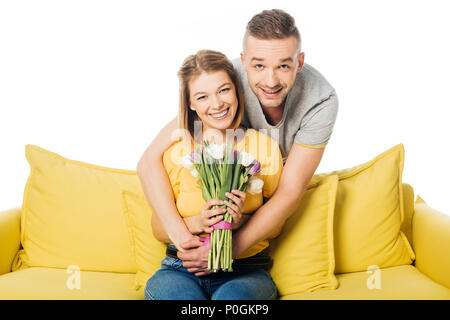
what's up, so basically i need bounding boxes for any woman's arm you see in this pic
[136,117,195,250]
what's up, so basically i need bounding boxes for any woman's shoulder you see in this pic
[163,139,194,168]
[163,139,191,154]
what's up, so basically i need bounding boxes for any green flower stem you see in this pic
[207,204,235,272]
[227,229,230,271]
[212,231,216,272]
[208,246,212,271]
[226,213,233,270]
[215,228,225,270]
[221,235,225,270]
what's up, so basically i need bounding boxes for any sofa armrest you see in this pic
[413,196,450,289]
[0,207,21,275]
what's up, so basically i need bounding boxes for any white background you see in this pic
[1,0,449,216]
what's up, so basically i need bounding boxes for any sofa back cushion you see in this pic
[309,144,415,273]
[13,145,140,273]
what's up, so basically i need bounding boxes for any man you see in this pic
[137,9,338,276]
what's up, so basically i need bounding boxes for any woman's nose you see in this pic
[210,94,223,109]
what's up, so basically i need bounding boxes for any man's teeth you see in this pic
[210,109,228,118]
[263,88,281,94]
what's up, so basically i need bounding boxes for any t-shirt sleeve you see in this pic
[261,137,283,198]
[294,91,339,148]
[162,145,183,200]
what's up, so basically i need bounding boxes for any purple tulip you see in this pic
[248,160,261,176]
[189,151,201,164]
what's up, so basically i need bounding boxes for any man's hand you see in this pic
[177,238,211,277]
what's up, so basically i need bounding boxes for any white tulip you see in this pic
[181,154,194,170]
[246,176,264,194]
[240,151,255,167]
[206,143,225,160]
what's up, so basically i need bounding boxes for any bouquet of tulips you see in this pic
[181,142,263,272]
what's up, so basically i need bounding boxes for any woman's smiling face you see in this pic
[189,70,239,135]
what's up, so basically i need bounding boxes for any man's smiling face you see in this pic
[241,35,305,109]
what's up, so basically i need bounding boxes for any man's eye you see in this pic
[280,64,290,69]
[255,64,264,70]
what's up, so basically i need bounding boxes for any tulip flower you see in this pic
[240,151,255,167]
[247,176,264,194]
[248,160,262,176]
[205,143,225,160]
[189,151,201,164]
[181,154,194,170]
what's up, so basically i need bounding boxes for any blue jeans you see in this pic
[145,246,278,300]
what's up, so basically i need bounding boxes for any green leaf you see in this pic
[218,164,233,200]
[232,151,243,191]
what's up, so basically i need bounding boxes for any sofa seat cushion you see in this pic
[280,265,450,300]
[0,267,145,300]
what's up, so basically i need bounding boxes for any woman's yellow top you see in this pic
[162,129,283,259]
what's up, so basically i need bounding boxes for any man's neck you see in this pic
[261,101,286,126]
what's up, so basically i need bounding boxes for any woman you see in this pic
[146,50,283,300]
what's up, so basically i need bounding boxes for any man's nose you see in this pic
[265,69,280,88]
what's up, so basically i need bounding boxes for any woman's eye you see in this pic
[220,88,230,93]
[197,96,206,101]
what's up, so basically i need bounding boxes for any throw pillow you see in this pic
[13,145,140,273]
[269,175,339,296]
[309,144,415,273]
[121,190,166,290]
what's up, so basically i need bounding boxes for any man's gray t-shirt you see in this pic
[232,58,338,162]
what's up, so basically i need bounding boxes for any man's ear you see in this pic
[240,52,246,68]
[297,52,305,73]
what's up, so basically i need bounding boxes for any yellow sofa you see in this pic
[1,183,449,300]
[1,144,450,300]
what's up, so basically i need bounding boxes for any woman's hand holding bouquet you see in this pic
[189,191,246,234]
[191,200,226,234]
[224,190,246,230]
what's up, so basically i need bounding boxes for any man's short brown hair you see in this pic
[244,9,301,51]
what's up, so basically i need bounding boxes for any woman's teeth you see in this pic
[210,108,229,119]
